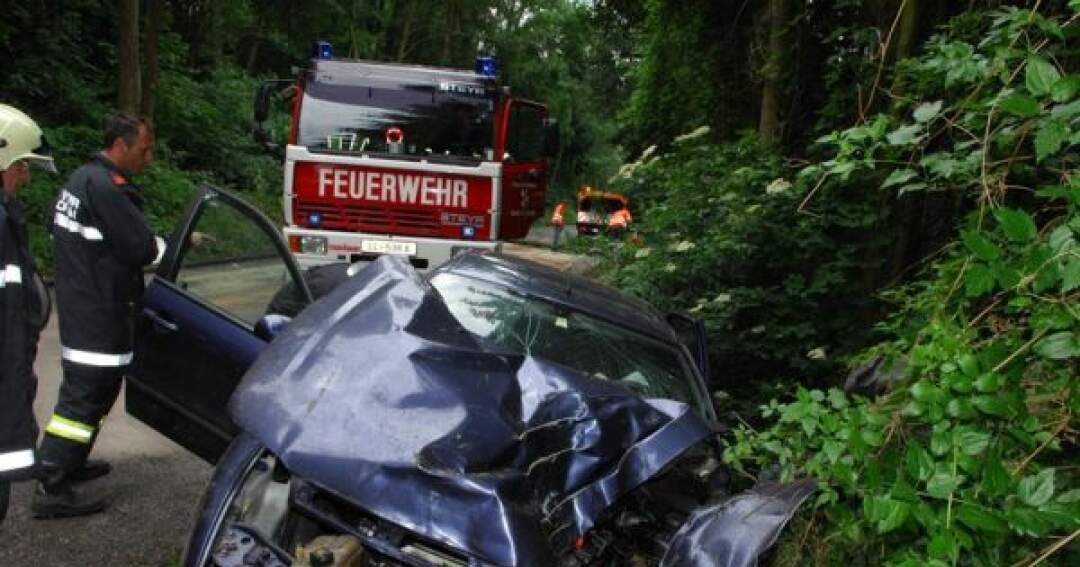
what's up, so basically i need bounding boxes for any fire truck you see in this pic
[254,43,557,270]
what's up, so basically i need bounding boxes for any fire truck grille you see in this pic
[295,201,444,236]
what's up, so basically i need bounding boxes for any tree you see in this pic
[117,0,141,115]
[758,0,790,145]
[141,0,164,119]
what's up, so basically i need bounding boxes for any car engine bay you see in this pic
[210,447,730,567]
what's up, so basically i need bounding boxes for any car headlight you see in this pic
[300,236,328,255]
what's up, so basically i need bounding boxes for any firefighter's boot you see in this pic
[68,459,112,483]
[31,465,106,519]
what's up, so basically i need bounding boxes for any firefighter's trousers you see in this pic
[37,358,125,473]
[0,332,40,482]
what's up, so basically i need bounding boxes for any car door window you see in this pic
[175,198,298,327]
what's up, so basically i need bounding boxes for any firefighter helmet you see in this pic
[0,104,57,173]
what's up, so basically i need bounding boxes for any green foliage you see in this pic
[716,7,1079,565]
[579,132,890,394]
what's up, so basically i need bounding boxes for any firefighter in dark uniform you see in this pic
[0,104,57,524]
[33,114,165,519]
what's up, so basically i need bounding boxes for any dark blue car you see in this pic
[128,186,812,567]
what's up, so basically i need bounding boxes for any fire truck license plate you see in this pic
[361,239,417,256]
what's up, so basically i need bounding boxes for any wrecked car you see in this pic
[127,185,813,567]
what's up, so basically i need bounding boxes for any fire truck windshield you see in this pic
[298,78,496,162]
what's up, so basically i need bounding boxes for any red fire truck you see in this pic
[255,45,556,270]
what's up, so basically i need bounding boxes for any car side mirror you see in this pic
[542,118,560,160]
[254,314,292,342]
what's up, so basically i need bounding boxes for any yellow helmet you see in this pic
[0,104,57,173]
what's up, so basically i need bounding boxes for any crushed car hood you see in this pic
[230,256,714,566]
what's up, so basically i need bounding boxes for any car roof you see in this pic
[432,252,679,344]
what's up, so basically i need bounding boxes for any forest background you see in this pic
[2,1,1078,565]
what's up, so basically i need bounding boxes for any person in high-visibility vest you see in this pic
[607,206,632,239]
[551,201,567,249]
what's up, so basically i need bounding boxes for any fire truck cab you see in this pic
[256,47,556,270]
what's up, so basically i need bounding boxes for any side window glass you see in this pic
[175,198,300,327]
[505,105,544,162]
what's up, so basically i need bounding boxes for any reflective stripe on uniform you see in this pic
[45,415,95,443]
[61,346,133,367]
[152,235,167,265]
[0,264,22,288]
[0,449,35,472]
[54,212,104,241]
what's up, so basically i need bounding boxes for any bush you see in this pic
[590,6,1078,565]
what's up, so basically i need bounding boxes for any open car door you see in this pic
[127,185,312,463]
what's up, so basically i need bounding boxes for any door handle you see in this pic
[143,308,179,333]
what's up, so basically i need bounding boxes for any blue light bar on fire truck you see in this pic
[475,56,498,78]
[312,41,333,60]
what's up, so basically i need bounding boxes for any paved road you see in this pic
[0,316,211,566]
[0,243,590,566]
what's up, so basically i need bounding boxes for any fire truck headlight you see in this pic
[300,236,328,255]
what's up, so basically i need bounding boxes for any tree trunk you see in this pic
[396,0,417,62]
[441,0,459,66]
[141,0,163,120]
[758,0,789,146]
[117,0,141,115]
[887,0,920,103]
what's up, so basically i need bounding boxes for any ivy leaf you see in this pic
[881,168,918,189]
[957,430,990,456]
[957,354,979,377]
[1018,468,1055,507]
[982,457,1011,497]
[1048,224,1076,253]
[1062,258,1080,292]
[1007,507,1054,537]
[957,505,1008,533]
[972,395,1010,417]
[913,100,943,123]
[865,495,911,534]
[961,230,1001,261]
[1031,305,1074,331]
[946,398,976,420]
[909,381,944,403]
[1034,332,1080,360]
[993,208,1037,242]
[1057,489,1080,503]
[999,93,1041,117]
[973,373,1003,393]
[1051,75,1080,103]
[887,125,923,146]
[926,472,964,499]
[928,530,958,561]
[904,442,934,482]
[964,263,995,297]
[1026,55,1062,96]
[1035,119,1070,162]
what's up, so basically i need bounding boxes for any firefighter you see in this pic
[550,200,567,249]
[0,104,57,524]
[607,205,632,239]
[33,114,165,519]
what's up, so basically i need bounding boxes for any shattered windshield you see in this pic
[430,273,700,409]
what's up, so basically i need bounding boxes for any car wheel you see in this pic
[181,434,266,567]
